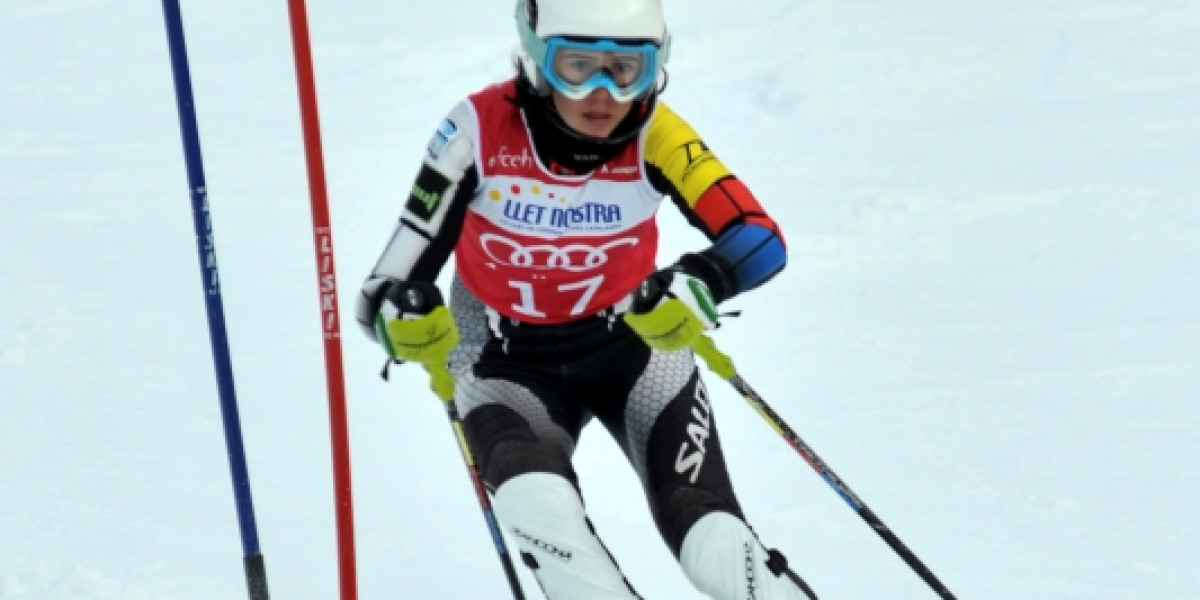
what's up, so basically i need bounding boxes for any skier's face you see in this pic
[551,88,633,139]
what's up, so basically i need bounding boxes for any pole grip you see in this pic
[691,334,736,380]
[424,362,457,402]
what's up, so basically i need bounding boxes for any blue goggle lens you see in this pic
[542,38,659,102]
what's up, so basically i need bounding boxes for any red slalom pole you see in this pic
[285,1,358,598]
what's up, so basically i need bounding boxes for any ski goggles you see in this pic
[540,37,661,102]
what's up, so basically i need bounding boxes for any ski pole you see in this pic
[159,2,269,597]
[406,362,527,599]
[690,335,958,600]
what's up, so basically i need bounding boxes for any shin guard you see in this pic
[493,473,641,600]
[680,512,817,600]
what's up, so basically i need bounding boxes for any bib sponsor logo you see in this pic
[488,145,534,170]
[502,198,623,231]
[479,232,638,272]
[599,163,640,176]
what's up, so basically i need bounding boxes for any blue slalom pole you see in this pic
[160,2,269,598]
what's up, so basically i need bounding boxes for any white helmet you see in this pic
[515,0,671,97]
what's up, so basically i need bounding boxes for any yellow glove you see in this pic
[624,270,720,352]
[374,280,459,400]
[377,305,459,364]
[374,280,459,367]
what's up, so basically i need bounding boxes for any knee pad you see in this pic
[679,512,818,600]
[462,404,575,488]
[493,473,641,599]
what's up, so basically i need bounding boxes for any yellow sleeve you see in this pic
[643,103,733,209]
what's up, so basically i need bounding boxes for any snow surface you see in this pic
[2,0,1198,598]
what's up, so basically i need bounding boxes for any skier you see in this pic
[357,0,817,598]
